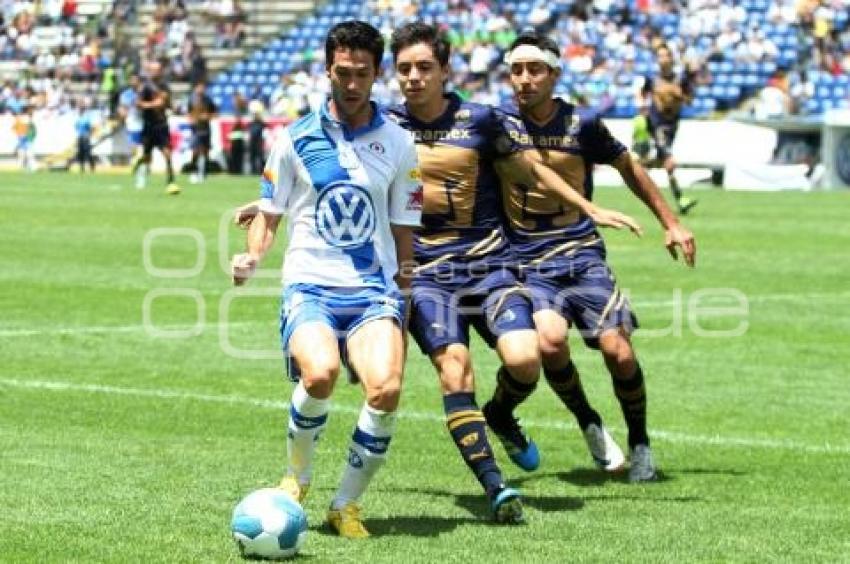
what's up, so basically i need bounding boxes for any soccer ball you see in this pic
[230,488,308,559]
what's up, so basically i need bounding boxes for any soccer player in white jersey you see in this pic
[231,21,422,539]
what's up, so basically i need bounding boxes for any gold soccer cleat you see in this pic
[327,503,370,539]
[278,475,309,504]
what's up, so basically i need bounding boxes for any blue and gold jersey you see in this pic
[384,94,516,272]
[644,71,693,126]
[496,99,626,265]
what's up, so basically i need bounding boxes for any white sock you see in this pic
[331,404,397,510]
[286,381,329,486]
[197,155,206,180]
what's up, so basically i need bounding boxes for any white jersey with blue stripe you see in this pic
[259,102,423,291]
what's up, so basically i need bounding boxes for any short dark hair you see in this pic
[508,30,560,59]
[390,22,451,66]
[325,20,385,70]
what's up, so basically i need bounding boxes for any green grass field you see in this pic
[1,171,848,562]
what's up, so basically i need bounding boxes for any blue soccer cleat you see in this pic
[490,487,524,524]
[483,401,540,471]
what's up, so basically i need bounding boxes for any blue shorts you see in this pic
[279,283,405,382]
[128,130,142,145]
[523,256,637,350]
[410,268,535,355]
[648,114,678,161]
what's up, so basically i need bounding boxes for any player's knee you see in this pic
[366,378,401,411]
[299,363,339,399]
[599,332,637,376]
[537,325,568,358]
[501,344,540,383]
[433,346,470,387]
[438,365,469,394]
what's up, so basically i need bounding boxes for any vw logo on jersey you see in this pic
[315,181,377,249]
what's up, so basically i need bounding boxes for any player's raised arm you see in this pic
[612,151,695,266]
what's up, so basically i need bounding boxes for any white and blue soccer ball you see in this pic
[230,488,308,559]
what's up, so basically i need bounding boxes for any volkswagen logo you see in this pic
[315,181,377,248]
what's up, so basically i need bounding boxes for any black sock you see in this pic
[491,367,537,415]
[612,364,649,448]
[443,392,504,498]
[166,160,175,184]
[669,176,684,202]
[544,361,601,430]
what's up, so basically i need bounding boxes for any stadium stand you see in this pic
[199,0,849,119]
[1,0,848,171]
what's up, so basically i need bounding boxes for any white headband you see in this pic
[504,44,560,69]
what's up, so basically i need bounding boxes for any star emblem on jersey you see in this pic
[406,186,423,210]
[315,181,377,249]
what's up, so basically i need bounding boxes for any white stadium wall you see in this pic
[5,114,848,190]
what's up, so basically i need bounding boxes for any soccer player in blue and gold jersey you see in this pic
[386,22,642,520]
[488,31,696,482]
[640,43,698,214]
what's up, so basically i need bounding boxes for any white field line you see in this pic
[1,290,848,338]
[0,321,260,338]
[1,377,847,456]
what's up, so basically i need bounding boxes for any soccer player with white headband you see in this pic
[486,30,697,482]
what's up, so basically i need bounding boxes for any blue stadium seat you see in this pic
[805,98,823,114]
[681,105,698,118]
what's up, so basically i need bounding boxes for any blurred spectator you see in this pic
[247,99,265,175]
[74,97,96,172]
[12,104,37,171]
[789,69,816,113]
[754,70,792,117]
[227,92,247,174]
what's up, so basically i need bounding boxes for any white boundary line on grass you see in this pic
[1,377,847,456]
[1,290,847,338]
[0,321,259,338]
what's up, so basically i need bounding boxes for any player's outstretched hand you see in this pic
[589,207,643,237]
[234,201,260,229]
[231,253,258,285]
[665,223,696,267]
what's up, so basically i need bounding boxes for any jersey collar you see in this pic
[320,100,384,141]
